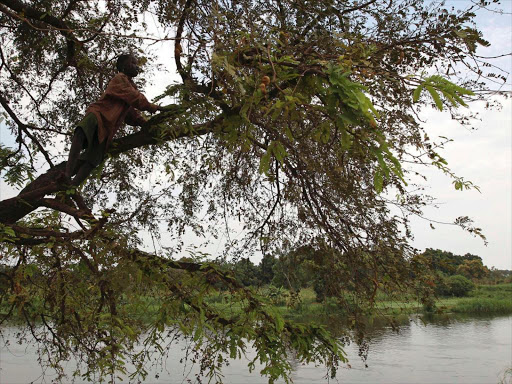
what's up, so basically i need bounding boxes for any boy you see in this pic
[65,54,165,185]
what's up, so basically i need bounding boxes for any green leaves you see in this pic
[452,177,481,193]
[373,170,384,193]
[0,144,34,187]
[370,139,406,193]
[0,224,17,243]
[413,76,474,111]
[453,27,490,53]
[259,140,288,175]
[323,64,407,193]
[326,64,379,123]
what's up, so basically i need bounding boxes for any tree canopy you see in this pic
[0,0,508,382]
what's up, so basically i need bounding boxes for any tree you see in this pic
[422,248,489,279]
[232,257,261,286]
[259,253,277,285]
[0,0,507,382]
[422,248,461,275]
[436,275,475,297]
[457,258,490,280]
[272,246,317,291]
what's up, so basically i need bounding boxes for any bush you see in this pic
[266,285,288,306]
[436,274,475,297]
[313,279,326,302]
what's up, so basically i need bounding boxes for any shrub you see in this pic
[313,279,326,302]
[266,285,288,306]
[437,274,475,297]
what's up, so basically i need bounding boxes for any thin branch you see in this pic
[474,52,512,59]
[250,159,281,238]
[0,90,55,168]
[341,0,379,14]
[175,0,195,82]
[40,198,94,221]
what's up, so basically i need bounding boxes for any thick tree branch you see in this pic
[0,0,70,30]
[40,198,94,221]
[11,224,83,239]
[0,107,229,224]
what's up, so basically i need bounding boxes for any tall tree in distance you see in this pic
[0,0,508,382]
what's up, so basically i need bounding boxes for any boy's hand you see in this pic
[157,105,188,115]
[149,104,168,113]
[156,104,177,112]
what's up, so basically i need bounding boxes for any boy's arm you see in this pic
[106,73,159,113]
[125,107,147,126]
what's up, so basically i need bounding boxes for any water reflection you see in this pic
[336,314,511,384]
[0,314,510,383]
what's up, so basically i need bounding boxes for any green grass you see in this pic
[450,298,512,314]
[259,283,511,317]
[471,283,512,298]
[281,283,512,317]
[2,283,510,326]
[396,283,512,315]
[443,283,512,314]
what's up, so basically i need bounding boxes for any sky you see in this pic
[402,0,512,269]
[0,0,511,269]
[408,97,511,269]
[146,0,512,269]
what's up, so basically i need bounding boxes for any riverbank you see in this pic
[208,283,512,320]
[374,283,512,315]
[438,283,512,314]
[1,283,510,325]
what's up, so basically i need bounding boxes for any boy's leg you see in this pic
[72,129,106,186]
[65,128,87,179]
[72,163,94,186]
[66,114,104,186]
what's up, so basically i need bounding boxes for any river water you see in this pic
[0,314,510,383]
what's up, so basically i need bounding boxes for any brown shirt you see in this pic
[86,72,158,145]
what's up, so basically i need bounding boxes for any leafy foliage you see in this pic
[436,274,476,297]
[413,75,475,111]
[421,248,489,279]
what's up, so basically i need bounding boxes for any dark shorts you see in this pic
[76,113,107,167]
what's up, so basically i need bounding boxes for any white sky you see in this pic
[403,0,512,269]
[408,98,511,270]
[0,1,510,269]
[144,0,512,270]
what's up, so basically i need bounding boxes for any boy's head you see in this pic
[116,54,140,78]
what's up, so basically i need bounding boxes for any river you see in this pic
[0,314,510,383]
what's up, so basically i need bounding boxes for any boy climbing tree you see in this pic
[65,53,165,185]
